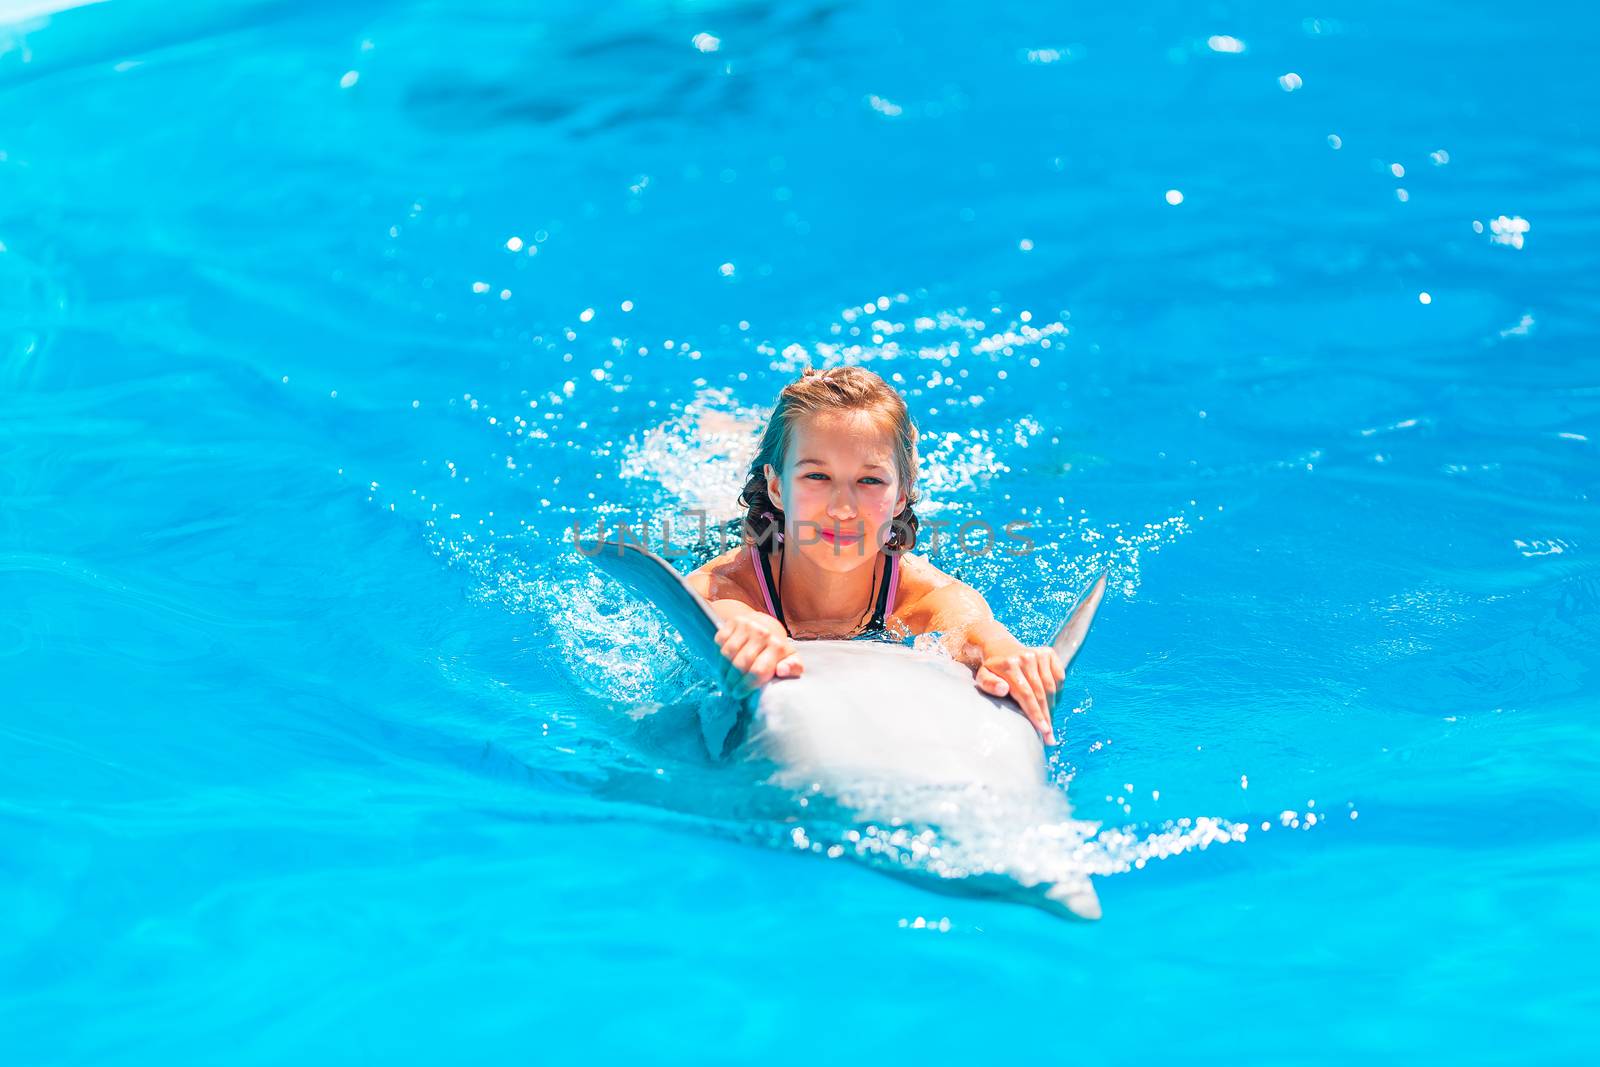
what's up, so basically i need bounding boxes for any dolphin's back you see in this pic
[753,640,1043,790]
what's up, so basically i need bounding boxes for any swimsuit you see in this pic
[748,541,899,638]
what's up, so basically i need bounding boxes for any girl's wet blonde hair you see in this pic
[739,365,920,552]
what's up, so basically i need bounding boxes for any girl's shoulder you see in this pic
[888,551,996,636]
[686,543,763,608]
[890,552,964,609]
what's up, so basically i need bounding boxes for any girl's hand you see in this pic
[715,616,804,698]
[976,645,1066,745]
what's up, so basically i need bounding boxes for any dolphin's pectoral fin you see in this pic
[579,535,726,679]
[1051,571,1108,667]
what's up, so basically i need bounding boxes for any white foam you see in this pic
[619,388,764,523]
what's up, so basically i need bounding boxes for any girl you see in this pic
[686,366,1067,744]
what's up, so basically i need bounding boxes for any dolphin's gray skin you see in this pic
[581,537,1109,919]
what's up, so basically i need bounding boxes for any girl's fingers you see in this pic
[716,622,753,657]
[717,622,800,696]
[1023,685,1051,742]
[1030,651,1060,717]
[1037,650,1062,698]
[999,661,1044,738]
[745,644,784,691]
[976,666,1009,697]
[979,660,1057,745]
[721,650,749,692]
[740,644,801,693]
[1021,654,1046,703]
[720,645,753,687]
[1020,656,1056,744]
[730,633,769,676]
[717,625,759,693]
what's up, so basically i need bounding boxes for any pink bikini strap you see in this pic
[749,544,780,620]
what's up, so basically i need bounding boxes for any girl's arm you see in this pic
[685,571,804,696]
[907,581,1065,744]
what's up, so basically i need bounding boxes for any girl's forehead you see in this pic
[789,409,895,457]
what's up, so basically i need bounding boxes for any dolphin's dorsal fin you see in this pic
[577,535,724,675]
[1050,572,1107,667]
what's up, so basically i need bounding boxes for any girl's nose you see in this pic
[827,487,857,519]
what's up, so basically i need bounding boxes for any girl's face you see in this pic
[766,410,908,574]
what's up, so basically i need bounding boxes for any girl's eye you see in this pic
[802,472,885,484]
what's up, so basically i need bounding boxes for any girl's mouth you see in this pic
[819,528,864,546]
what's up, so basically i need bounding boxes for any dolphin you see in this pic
[580,537,1109,919]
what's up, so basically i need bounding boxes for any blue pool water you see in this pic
[3,0,1597,1060]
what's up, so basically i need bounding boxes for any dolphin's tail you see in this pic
[1045,877,1104,921]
